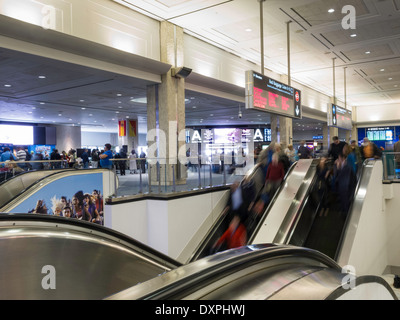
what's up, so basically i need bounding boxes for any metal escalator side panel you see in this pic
[335,159,378,265]
[250,159,316,245]
[0,214,180,299]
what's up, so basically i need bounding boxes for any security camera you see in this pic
[238,111,242,119]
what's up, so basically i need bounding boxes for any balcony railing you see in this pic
[0,155,256,199]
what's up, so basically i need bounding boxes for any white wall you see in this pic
[81,131,118,148]
[384,183,400,269]
[356,103,400,125]
[0,0,160,61]
[104,189,228,259]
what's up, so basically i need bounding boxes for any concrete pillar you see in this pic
[323,124,338,153]
[271,115,279,143]
[146,21,186,186]
[278,116,292,149]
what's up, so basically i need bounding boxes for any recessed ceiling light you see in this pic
[115,111,120,114]
[79,99,85,102]
[40,102,45,105]
[388,77,393,80]
[245,28,252,32]
[4,84,11,87]
[58,114,62,116]
[38,75,46,79]
[328,8,335,13]
[380,69,385,72]
[89,114,93,116]
[117,93,122,97]
[81,107,86,110]
[350,34,357,37]
[365,51,371,54]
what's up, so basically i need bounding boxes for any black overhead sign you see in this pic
[245,70,302,119]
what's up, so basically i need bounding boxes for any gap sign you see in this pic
[245,70,302,119]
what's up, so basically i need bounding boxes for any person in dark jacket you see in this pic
[328,136,347,161]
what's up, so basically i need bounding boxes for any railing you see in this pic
[382,152,400,182]
[0,155,256,199]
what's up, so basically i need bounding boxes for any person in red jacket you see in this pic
[212,215,247,252]
[265,152,285,194]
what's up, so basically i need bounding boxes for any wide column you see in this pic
[147,21,186,186]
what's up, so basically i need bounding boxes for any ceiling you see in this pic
[0,0,399,136]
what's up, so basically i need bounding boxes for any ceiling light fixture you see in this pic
[328,8,335,13]
[350,34,357,37]
[365,51,371,54]
[4,84,11,87]
[38,76,46,79]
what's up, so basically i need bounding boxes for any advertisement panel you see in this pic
[10,173,104,225]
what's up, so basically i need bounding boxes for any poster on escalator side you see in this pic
[10,173,104,225]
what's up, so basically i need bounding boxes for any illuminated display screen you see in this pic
[186,128,271,143]
[245,70,302,119]
[0,125,33,145]
[366,127,394,141]
[328,104,352,130]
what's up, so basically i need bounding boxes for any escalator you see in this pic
[286,160,369,260]
[107,244,397,300]
[0,214,181,299]
[252,159,372,261]
[188,160,300,263]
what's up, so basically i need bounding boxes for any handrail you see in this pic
[247,160,300,244]
[107,244,342,300]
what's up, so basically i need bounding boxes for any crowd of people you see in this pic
[0,144,148,176]
[211,135,385,253]
[28,189,104,225]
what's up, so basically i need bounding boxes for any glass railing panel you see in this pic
[382,152,400,181]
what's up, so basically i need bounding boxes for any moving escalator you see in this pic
[286,159,368,260]
[188,159,300,263]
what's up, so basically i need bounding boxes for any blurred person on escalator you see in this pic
[334,152,357,220]
[328,136,347,162]
[298,141,311,159]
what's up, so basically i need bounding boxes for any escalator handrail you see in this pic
[0,168,78,208]
[280,160,321,244]
[0,213,181,269]
[107,244,342,300]
[247,160,301,244]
